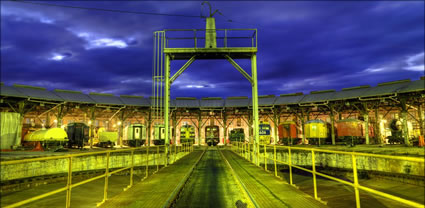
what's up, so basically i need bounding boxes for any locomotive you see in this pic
[259,122,271,145]
[205,125,219,146]
[66,122,89,149]
[387,118,416,144]
[24,127,68,149]
[278,121,300,145]
[229,128,245,142]
[180,124,195,144]
[304,120,330,145]
[124,124,146,147]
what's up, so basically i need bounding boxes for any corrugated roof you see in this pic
[275,93,305,105]
[247,95,276,106]
[119,95,150,107]
[0,85,27,98]
[360,79,411,98]
[330,85,371,101]
[225,96,249,107]
[175,97,199,108]
[397,79,425,94]
[13,84,63,101]
[53,89,95,103]
[88,92,123,105]
[300,90,336,104]
[200,97,224,108]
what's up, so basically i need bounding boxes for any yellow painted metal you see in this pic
[157,146,160,172]
[97,152,110,207]
[264,144,267,171]
[129,150,134,189]
[24,127,68,142]
[146,146,149,178]
[4,187,68,208]
[288,148,293,185]
[352,154,361,208]
[311,150,318,200]
[275,146,424,163]
[66,157,72,208]
[230,142,425,208]
[274,145,277,177]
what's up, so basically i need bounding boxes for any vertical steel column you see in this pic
[146,146,149,178]
[164,54,170,165]
[264,144,267,171]
[157,146,159,172]
[102,152,110,204]
[65,157,72,208]
[129,150,134,188]
[311,150,318,200]
[251,54,259,166]
[352,154,361,208]
[273,145,277,177]
[288,147,293,185]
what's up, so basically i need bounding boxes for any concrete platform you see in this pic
[98,150,203,208]
[222,150,326,208]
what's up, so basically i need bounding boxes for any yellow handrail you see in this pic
[2,142,194,208]
[231,142,424,208]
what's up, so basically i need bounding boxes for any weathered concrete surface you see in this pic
[1,151,187,181]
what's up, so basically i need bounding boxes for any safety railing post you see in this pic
[248,143,251,162]
[225,29,227,48]
[146,146,149,178]
[274,145,277,177]
[174,144,177,163]
[194,29,197,48]
[264,144,267,171]
[352,154,361,208]
[288,147,293,185]
[128,150,134,189]
[98,151,110,206]
[312,150,318,200]
[65,156,72,208]
[157,146,160,172]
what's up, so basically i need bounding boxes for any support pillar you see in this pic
[418,104,424,137]
[364,113,370,145]
[330,106,336,145]
[375,108,381,144]
[197,111,202,145]
[251,54,259,165]
[223,112,228,145]
[401,110,410,146]
[164,54,170,163]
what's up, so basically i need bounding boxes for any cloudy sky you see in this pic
[1,1,424,98]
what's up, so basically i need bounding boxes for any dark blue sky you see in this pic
[1,1,424,98]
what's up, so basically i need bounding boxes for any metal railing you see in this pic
[231,142,424,208]
[1,142,194,208]
[162,29,257,48]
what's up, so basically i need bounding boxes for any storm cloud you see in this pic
[1,1,423,98]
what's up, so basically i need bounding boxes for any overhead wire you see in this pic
[10,0,202,18]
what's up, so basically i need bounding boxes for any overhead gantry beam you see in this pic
[169,55,196,84]
[225,55,253,84]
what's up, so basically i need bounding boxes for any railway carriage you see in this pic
[304,120,329,145]
[229,128,245,142]
[124,124,146,147]
[278,121,300,145]
[66,122,89,149]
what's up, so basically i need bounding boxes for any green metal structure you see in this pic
[153,4,260,164]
